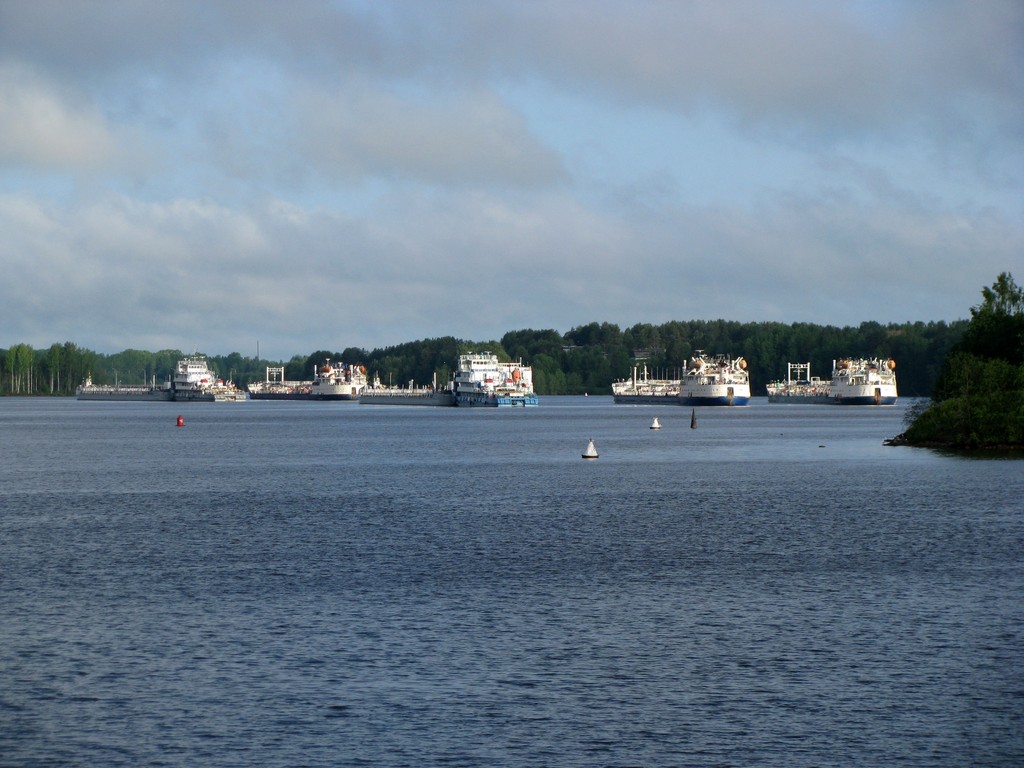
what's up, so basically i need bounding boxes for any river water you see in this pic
[1,396,1021,766]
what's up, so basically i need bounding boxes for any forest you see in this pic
[3,318,968,398]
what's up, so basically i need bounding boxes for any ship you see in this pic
[678,352,751,406]
[824,358,898,405]
[75,374,172,401]
[247,366,313,400]
[167,356,245,402]
[76,355,246,402]
[309,360,367,400]
[611,365,681,404]
[247,361,366,401]
[452,352,538,407]
[766,362,829,403]
[359,374,455,406]
[209,383,249,402]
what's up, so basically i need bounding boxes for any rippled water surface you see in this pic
[2,397,1022,766]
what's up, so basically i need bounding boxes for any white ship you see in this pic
[678,352,751,406]
[309,360,367,401]
[611,365,681,404]
[825,358,898,405]
[171,356,246,402]
[452,352,538,407]
[77,355,245,402]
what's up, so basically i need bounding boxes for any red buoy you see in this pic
[176,415,185,427]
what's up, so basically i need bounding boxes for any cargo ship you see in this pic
[247,367,312,400]
[359,374,455,406]
[76,355,245,402]
[309,360,367,400]
[452,352,538,407]
[75,374,173,401]
[824,358,898,405]
[678,352,751,406]
[247,361,366,401]
[766,358,898,405]
[171,356,232,402]
[766,362,829,403]
[611,365,680,404]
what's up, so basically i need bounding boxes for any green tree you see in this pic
[934,272,1024,399]
[903,273,1024,448]
[45,343,63,393]
[5,344,34,394]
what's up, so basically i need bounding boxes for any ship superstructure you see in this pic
[309,360,367,400]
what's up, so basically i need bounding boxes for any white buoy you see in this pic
[650,417,661,430]
[582,439,599,459]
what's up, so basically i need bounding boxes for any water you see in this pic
[1,396,1021,767]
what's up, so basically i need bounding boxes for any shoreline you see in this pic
[884,433,1024,452]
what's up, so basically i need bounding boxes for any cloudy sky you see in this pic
[1,1,1021,358]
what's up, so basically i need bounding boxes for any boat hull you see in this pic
[76,388,173,401]
[249,391,359,401]
[309,381,364,400]
[827,393,898,406]
[173,390,216,402]
[309,392,361,401]
[678,384,751,406]
[454,393,538,407]
[680,395,751,406]
[360,391,455,406]
[76,388,241,402]
[612,394,680,405]
[249,392,308,400]
[766,394,830,404]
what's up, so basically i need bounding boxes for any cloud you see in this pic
[0,1,1020,356]
[0,65,128,171]
[292,84,565,186]
[469,2,1023,131]
[7,178,1017,354]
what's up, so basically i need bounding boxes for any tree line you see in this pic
[3,318,967,397]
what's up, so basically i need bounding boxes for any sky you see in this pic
[1,0,1022,358]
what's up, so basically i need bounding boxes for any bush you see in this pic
[904,355,1024,447]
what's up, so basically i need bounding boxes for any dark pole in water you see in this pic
[690,408,697,429]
